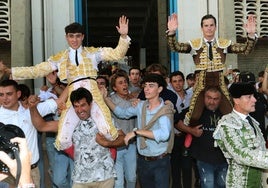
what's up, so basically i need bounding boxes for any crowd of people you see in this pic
[0,12,268,188]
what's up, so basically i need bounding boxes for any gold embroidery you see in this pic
[190,38,202,50]
[217,38,231,48]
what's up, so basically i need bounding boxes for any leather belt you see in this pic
[138,153,169,161]
[69,77,96,86]
[31,162,38,169]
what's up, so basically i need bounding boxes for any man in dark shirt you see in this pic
[178,86,227,188]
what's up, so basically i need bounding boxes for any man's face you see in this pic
[234,94,256,114]
[129,69,141,85]
[113,76,129,98]
[204,90,221,111]
[144,82,162,100]
[73,98,91,120]
[201,18,216,39]
[170,75,184,93]
[186,79,195,88]
[65,33,84,50]
[96,78,107,90]
[0,86,21,111]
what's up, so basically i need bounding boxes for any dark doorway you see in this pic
[81,0,159,67]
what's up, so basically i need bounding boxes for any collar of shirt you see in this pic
[80,117,94,126]
[233,109,248,121]
[69,46,83,65]
[204,38,215,45]
[145,98,165,114]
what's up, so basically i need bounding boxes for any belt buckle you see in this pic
[31,163,38,169]
[144,156,150,161]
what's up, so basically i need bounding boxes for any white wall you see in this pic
[176,0,219,75]
[31,0,75,93]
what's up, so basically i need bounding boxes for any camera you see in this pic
[0,123,25,173]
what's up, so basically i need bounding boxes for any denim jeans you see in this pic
[46,136,74,188]
[137,154,170,188]
[114,143,137,188]
[0,182,9,188]
[196,160,227,188]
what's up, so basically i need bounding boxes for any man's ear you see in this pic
[158,86,163,94]
[17,90,21,99]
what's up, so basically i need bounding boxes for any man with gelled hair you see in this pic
[167,13,257,127]
[10,16,131,152]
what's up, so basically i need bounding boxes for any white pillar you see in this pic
[31,0,75,93]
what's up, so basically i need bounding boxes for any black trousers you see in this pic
[170,134,193,188]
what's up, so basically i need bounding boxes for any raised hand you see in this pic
[167,13,178,35]
[244,14,256,37]
[116,15,129,38]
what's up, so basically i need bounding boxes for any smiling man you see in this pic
[214,82,268,187]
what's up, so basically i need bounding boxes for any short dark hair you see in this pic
[70,87,93,106]
[258,70,264,77]
[142,73,167,88]
[169,71,185,81]
[0,79,19,91]
[18,84,31,101]
[146,64,168,78]
[201,14,217,27]
[204,86,221,94]
[98,68,112,78]
[129,67,141,75]
[96,75,109,88]
[186,73,195,81]
[65,22,85,35]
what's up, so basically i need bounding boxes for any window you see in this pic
[234,0,268,38]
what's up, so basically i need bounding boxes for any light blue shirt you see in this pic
[114,98,171,156]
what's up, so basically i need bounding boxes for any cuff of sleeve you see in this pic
[120,35,131,43]
[248,33,258,40]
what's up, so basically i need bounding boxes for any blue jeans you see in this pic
[0,182,9,188]
[37,132,45,188]
[46,136,74,188]
[196,160,227,188]
[114,143,137,188]
[137,154,170,188]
